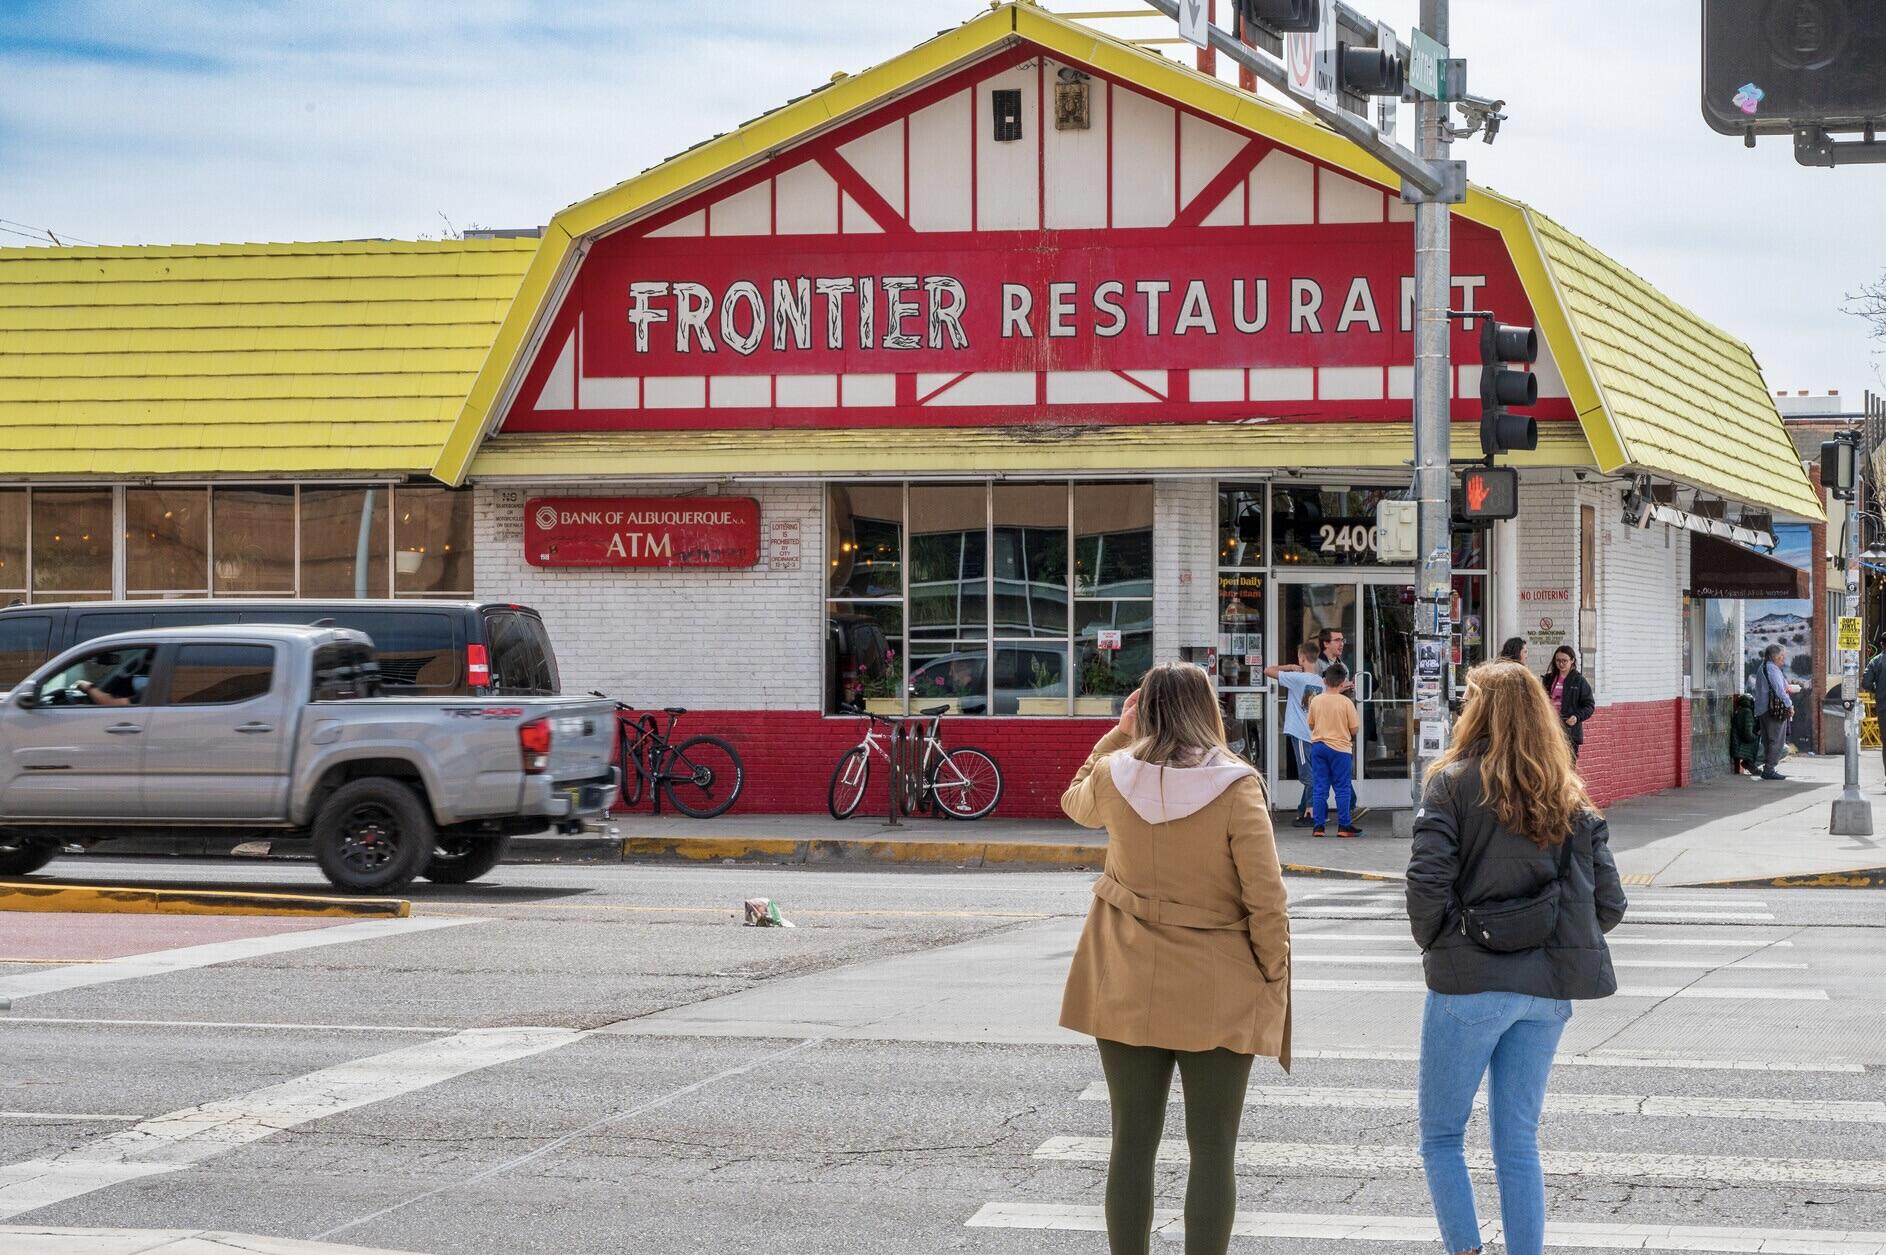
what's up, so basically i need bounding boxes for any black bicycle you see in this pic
[597,697,745,819]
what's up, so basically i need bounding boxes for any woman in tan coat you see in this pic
[1060,662,1293,1255]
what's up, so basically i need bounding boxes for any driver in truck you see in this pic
[76,652,147,707]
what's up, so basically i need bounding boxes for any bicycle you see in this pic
[595,696,745,819]
[827,706,1003,821]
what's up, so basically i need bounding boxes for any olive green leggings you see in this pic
[1096,1039,1256,1255]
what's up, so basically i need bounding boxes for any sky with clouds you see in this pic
[1,0,1881,400]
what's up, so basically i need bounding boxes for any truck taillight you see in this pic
[467,643,491,689]
[519,717,551,774]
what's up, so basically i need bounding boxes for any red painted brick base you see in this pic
[616,710,1115,819]
[620,700,1691,818]
[1574,698,1690,807]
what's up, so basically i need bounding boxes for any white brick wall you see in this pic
[474,483,823,709]
[1510,475,1685,705]
[1155,478,1218,662]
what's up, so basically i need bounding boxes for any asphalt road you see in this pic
[3,856,1885,1253]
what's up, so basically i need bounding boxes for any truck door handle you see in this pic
[236,722,275,734]
[106,723,142,735]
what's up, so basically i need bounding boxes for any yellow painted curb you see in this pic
[0,881,409,918]
[622,837,807,862]
[1693,868,1886,890]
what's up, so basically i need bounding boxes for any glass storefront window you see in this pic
[908,485,988,649]
[1075,483,1153,597]
[0,489,24,600]
[827,600,902,714]
[1271,485,1396,567]
[1218,483,1265,568]
[394,487,473,596]
[1216,570,1266,686]
[823,481,1154,716]
[300,486,389,599]
[994,484,1068,637]
[212,486,296,594]
[32,490,112,597]
[827,485,903,599]
[126,487,209,595]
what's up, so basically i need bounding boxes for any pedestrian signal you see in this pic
[1458,466,1518,522]
[1478,319,1538,458]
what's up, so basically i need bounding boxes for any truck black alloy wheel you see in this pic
[422,834,510,884]
[662,735,744,819]
[313,779,434,893]
[0,833,59,877]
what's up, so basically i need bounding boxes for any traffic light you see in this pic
[1341,43,1404,97]
[1458,466,1519,522]
[1822,436,1857,501]
[1702,0,1886,135]
[1478,320,1538,457]
[1233,0,1319,36]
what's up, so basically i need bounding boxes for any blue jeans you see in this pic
[1418,991,1571,1255]
[1307,742,1352,828]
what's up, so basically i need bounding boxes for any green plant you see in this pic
[1080,649,1135,697]
[1030,656,1057,692]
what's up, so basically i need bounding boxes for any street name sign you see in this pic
[1409,28,1449,101]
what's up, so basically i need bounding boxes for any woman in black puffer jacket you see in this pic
[1406,661,1627,1255]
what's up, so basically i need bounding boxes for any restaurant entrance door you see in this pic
[1271,572,1417,811]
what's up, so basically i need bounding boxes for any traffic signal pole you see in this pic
[1409,0,1452,814]
[1832,433,1873,836]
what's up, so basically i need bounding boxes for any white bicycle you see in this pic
[827,708,1003,821]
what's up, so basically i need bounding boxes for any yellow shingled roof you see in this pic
[0,238,537,478]
[1527,213,1822,519]
[437,2,1818,523]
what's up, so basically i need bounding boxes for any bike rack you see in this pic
[886,717,908,827]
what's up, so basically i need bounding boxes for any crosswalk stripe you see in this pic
[965,1202,1886,1253]
[1075,1083,1886,1124]
[1289,952,1805,970]
[1289,1047,1862,1073]
[1293,978,1826,1000]
[1315,893,1772,911]
[1292,908,1776,922]
[1291,932,1795,948]
[1031,1136,1886,1186]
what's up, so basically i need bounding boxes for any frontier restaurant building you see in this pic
[0,5,1821,816]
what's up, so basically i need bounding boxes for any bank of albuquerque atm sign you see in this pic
[525,497,760,568]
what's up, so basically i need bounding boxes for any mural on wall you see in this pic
[501,46,1577,434]
[1741,523,1815,687]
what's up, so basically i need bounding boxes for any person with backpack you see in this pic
[1405,660,1627,1255]
[1059,662,1292,1255]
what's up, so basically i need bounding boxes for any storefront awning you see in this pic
[1688,534,1811,600]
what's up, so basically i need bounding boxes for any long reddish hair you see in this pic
[1426,660,1596,847]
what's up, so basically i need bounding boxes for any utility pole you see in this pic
[1408,0,1453,814]
[1831,428,1872,835]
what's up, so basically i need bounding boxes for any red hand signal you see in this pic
[1466,474,1490,513]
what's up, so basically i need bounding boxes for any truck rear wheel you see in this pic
[312,779,433,894]
[0,833,59,877]
[422,835,510,885]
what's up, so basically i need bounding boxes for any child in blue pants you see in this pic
[1305,662,1363,838]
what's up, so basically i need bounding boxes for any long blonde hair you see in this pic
[1129,662,1227,766]
[1426,660,1595,847]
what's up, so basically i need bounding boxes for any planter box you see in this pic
[1016,697,1071,716]
[864,698,905,715]
[1073,697,1122,716]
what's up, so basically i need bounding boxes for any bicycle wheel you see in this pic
[930,746,1002,820]
[827,747,871,820]
[662,735,745,818]
[902,741,931,816]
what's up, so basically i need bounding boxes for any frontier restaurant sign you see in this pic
[525,497,760,569]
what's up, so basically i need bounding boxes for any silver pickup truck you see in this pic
[0,624,618,892]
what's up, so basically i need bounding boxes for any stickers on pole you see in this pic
[1838,615,1863,652]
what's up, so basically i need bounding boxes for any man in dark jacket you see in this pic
[1406,758,1627,998]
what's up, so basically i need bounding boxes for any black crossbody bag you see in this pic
[1457,825,1578,954]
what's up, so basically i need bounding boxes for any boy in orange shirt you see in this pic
[1306,662,1363,838]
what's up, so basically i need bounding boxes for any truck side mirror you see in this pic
[15,688,38,709]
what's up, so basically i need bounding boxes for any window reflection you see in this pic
[212,487,296,594]
[300,487,389,599]
[32,490,112,596]
[0,490,24,598]
[908,485,988,646]
[126,488,209,594]
[394,488,472,595]
[827,485,903,599]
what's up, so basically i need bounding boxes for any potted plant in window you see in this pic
[1016,654,1070,716]
[1075,649,1135,716]
[861,648,903,716]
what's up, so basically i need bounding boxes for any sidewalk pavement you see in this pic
[2,1227,418,1254]
[605,744,1886,887]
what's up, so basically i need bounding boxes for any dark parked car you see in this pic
[0,600,559,699]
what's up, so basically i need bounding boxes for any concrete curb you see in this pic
[0,880,409,918]
[1690,867,1886,890]
[619,834,1399,879]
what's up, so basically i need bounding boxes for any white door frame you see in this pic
[1269,567,1417,811]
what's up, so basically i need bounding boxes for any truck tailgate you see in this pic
[537,699,616,786]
